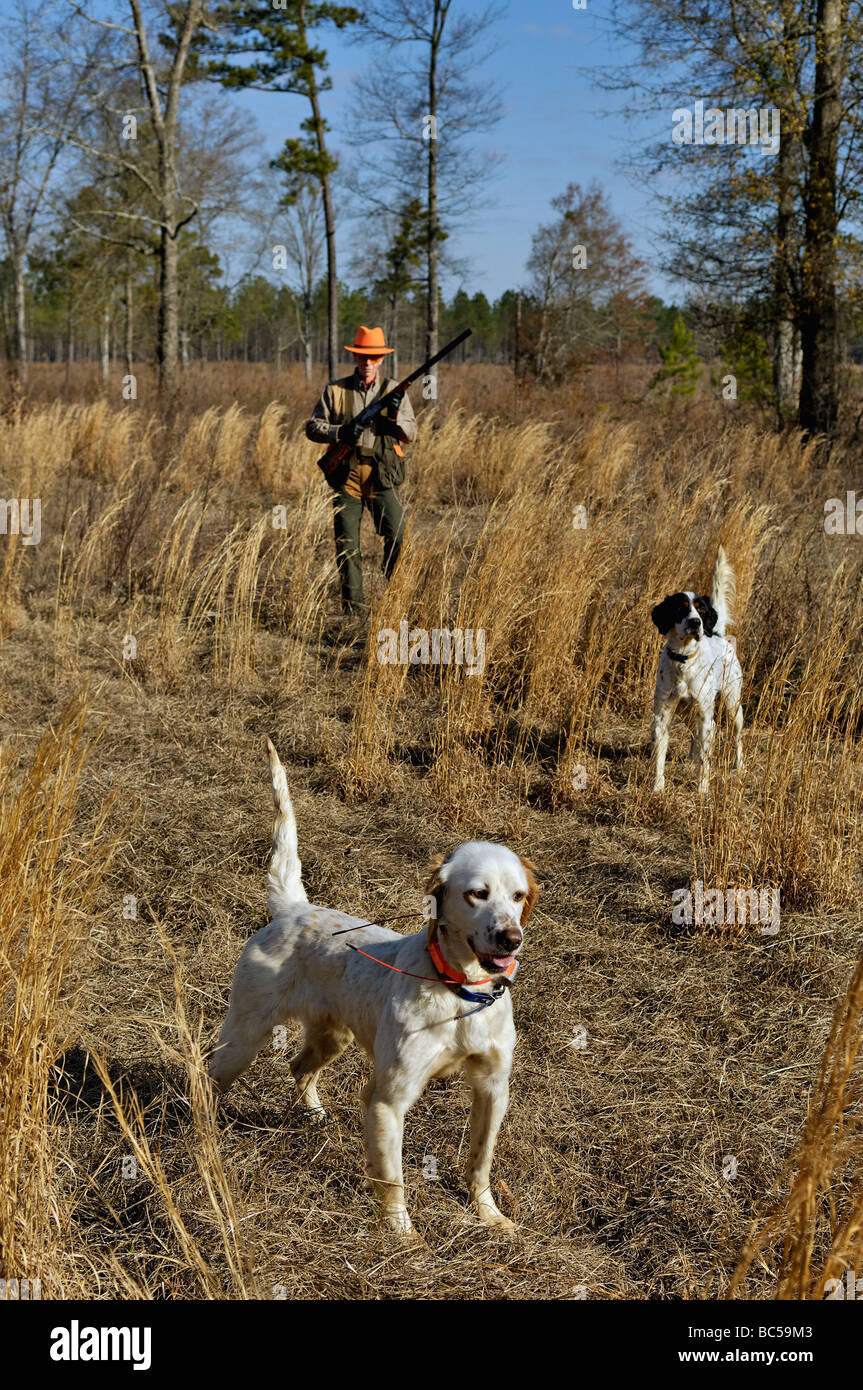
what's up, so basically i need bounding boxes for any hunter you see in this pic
[306,325,417,614]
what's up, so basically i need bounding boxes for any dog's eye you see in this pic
[465,888,489,902]
[694,599,704,611]
[513,891,526,902]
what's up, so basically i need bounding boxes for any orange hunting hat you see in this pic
[344,324,394,356]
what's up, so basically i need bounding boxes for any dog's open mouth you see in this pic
[473,947,518,973]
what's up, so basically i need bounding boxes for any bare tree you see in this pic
[348,0,502,361]
[278,180,324,378]
[55,7,262,390]
[604,0,863,437]
[205,0,361,380]
[0,1,95,392]
[62,0,208,392]
[526,183,651,381]
[799,0,844,436]
[127,0,204,392]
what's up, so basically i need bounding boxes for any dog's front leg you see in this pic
[651,699,676,792]
[696,709,714,794]
[733,703,744,773]
[363,1074,417,1237]
[465,1058,514,1233]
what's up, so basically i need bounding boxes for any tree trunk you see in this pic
[799,0,843,438]
[100,301,111,382]
[9,249,27,391]
[157,222,179,393]
[303,292,313,379]
[306,53,338,380]
[319,171,338,380]
[124,261,134,376]
[65,311,74,389]
[535,274,554,379]
[425,2,442,363]
[390,295,399,378]
[129,0,201,397]
[774,315,796,425]
[773,12,802,427]
[514,291,522,377]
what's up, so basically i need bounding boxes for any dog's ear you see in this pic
[518,857,539,924]
[651,595,677,635]
[698,596,719,636]
[425,852,448,921]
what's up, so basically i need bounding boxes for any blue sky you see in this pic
[0,0,679,301]
[228,1,678,302]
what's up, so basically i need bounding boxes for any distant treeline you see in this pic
[5,244,683,378]
[3,1,863,436]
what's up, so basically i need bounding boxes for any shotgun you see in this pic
[318,328,472,479]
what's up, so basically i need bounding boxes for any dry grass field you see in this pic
[1,363,862,1301]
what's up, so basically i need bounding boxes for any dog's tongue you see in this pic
[491,954,515,970]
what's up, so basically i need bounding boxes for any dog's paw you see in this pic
[306,1107,328,1125]
[382,1207,418,1239]
[476,1206,516,1235]
[472,1194,516,1234]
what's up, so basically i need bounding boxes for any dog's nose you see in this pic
[685,618,701,633]
[495,927,523,951]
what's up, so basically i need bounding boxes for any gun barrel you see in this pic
[319,329,472,478]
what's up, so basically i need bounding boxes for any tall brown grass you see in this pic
[0,700,114,1292]
[1,390,857,862]
[3,392,855,891]
[694,585,863,923]
[729,947,863,1298]
[2,378,862,1298]
[0,698,261,1297]
[82,938,260,1299]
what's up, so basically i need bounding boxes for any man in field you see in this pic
[305,325,417,615]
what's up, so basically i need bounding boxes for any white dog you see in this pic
[210,737,538,1237]
[650,546,744,794]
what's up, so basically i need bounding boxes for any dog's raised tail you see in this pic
[265,735,308,914]
[710,545,736,637]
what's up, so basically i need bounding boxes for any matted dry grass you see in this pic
[1,366,862,1299]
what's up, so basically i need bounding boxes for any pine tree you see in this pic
[650,313,700,398]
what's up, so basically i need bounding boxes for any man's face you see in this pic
[353,353,382,386]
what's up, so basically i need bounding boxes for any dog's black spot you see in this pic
[693,594,719,635]
[651,592,690,635]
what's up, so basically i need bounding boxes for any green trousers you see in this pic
[331,486,405,611]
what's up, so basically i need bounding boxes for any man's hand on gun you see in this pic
[376,389,405,439]
[337,419,364,445]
